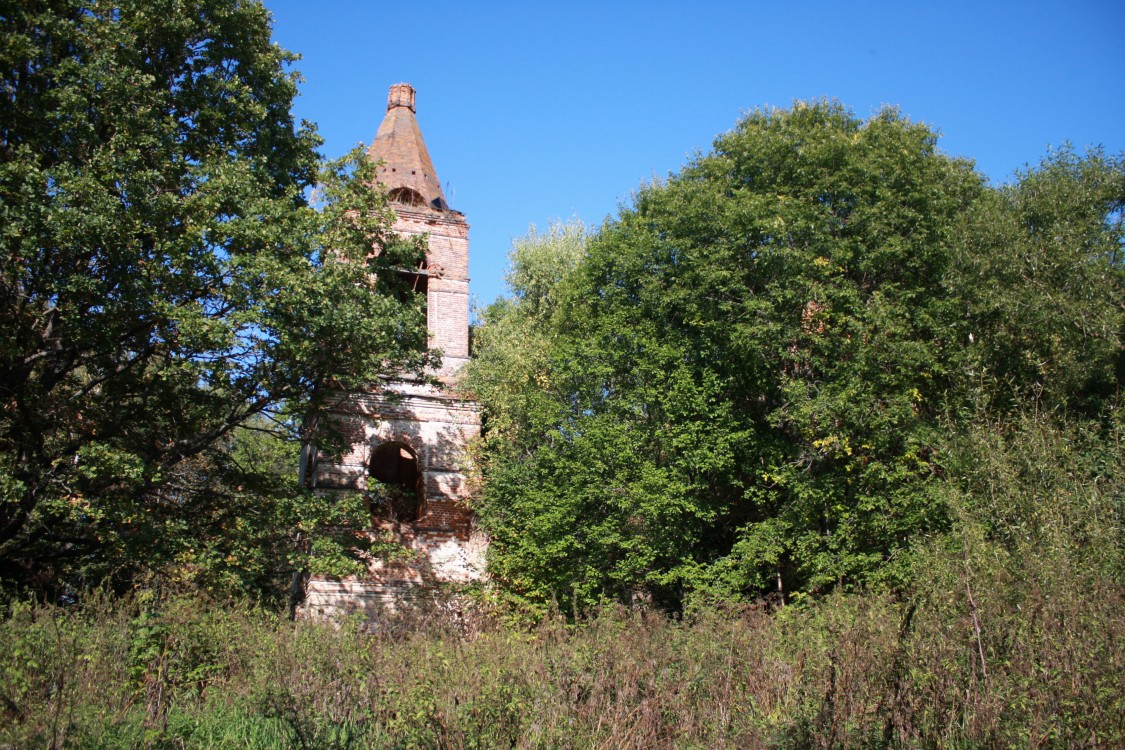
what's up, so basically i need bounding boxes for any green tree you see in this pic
[0,0,431,595]
[946,146,1124,415]
[467,222,586,446]
[469,102,1123,612]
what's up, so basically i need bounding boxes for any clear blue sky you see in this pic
[267,0,1125,308]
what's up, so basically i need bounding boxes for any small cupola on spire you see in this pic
[366,83,450,211]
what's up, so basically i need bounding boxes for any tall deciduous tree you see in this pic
[468,102,1123,612]
[0,0,431,594]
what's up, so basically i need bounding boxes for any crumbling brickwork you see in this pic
[300,84,484,620]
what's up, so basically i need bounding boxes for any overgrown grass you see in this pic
[2,576,1121,749]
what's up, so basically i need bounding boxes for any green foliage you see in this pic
[467,221,587,446]
[468,101,1124,611]
[105,422,386,603]
[905,408,1125,747]
[939,408,1124,582]
[0,0,431,595]
[2,587,1121,748]
[947,146,1124,414]
[471,104,968,607]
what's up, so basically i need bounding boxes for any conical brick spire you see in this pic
[366,83,449,211]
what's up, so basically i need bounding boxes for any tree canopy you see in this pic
[467,102,1124,612]
[0,0,430,596]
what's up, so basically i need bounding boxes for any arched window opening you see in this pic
[388,186,426,207]
[368,441,423,522]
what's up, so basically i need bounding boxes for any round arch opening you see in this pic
[388,186,426,207]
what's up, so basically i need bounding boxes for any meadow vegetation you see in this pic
[3,524,1121,749]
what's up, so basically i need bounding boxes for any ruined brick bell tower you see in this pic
[300,84,484,618]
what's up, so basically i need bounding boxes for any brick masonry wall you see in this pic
[303,87,484,621]
[393,208,470,364]
[297,526,489,621]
